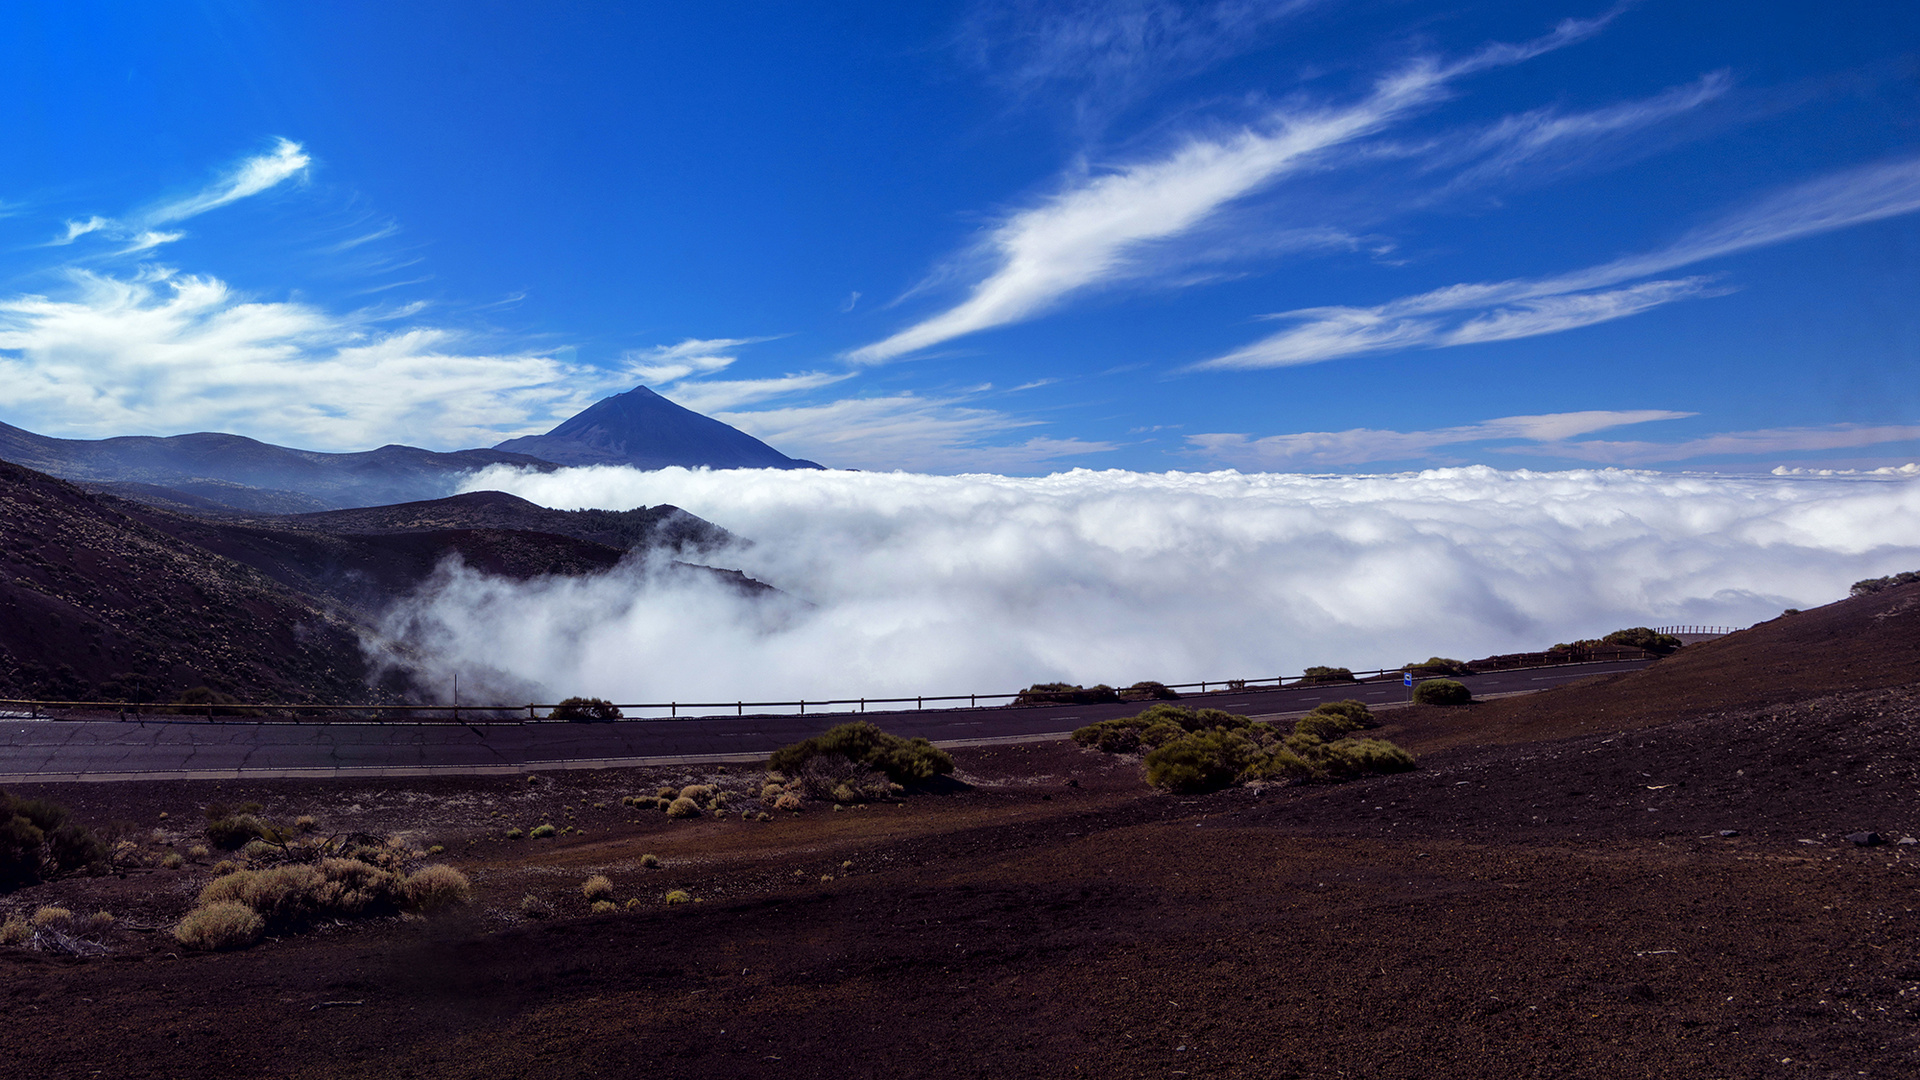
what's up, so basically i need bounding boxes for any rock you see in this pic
[1846,831,1882,847]
[1718,829,1739,837]
[1898,836,1919,846]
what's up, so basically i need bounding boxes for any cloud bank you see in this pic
[367,465,1920,705]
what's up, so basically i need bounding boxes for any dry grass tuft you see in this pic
[581,874,615,902]
[403,865,473,913]
[31,906,72,928]
[174,901,264,951]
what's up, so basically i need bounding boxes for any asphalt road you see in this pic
[0,660,1654,782]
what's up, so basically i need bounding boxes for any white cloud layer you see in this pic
[1197,154,1920,369]
[850,17,1610,364]
[393,465,1920,704]
[0,267,634,450]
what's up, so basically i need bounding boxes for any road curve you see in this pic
[0,660,1654,783]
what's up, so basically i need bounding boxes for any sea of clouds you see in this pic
[367,465,1920,706]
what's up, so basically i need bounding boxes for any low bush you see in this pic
[1081,698,1411,792]
[1119,681,1181,701]
[403,865,472,913]
[774,792,802,812]
[591,900,617,914]
[1071,704,1252,754]
[1412,679,1472,706]
[293,815,317,833]
[32,905,72,928]
[0,916,28,945]
[1852,570,1920,596]
[552,696,622,722]
[664,890,691,905]
[504,827,525,840]
[1403,657,1472,677]
[581,874,615,902]
[1,790,109,888]
[765,722,954,789]
[678,784,714,802]
[1299,666,1356,685]
[1014,683,1120,705]
[520,894,552,919]
[665,797,701,819]
[529,823,557,839]
[204,803,284,851]
[160,852,185,870]
[1602,627,1683,655]
[174,901,264,951]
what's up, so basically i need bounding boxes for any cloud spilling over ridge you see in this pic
[371,465,1920,704]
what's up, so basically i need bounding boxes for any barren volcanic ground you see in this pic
[3,585,1919,1079]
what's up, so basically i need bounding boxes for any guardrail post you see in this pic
[799,699,805,715]
[859,697,865,713]
[737,701,742,716]
[917,696,922,710]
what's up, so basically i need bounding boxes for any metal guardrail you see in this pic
[1651,625,1741,636]
[0,655,1663,726]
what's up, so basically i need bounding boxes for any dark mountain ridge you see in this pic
[0,419,557,514]
[493,385,823,470]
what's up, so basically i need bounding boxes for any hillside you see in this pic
[1383,580,1920,754]
[0,459,379,703]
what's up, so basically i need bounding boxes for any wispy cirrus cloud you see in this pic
[1190,409,1694,467]
[1425,70,1732,191]
[44,138,310,253]
[960,0,1320,118]
[1193,154,1920,370]
[850,15,1615,364]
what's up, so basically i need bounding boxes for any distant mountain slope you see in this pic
[0,458,380,703]
[0,420,558,513]
[265,490,735,554]
[493,385,824,470]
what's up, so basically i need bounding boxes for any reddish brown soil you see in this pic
[4,585,1920,1079]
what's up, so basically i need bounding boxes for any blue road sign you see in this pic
[1404,672,1414,686]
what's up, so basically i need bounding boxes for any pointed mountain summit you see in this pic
[493,385,824,470]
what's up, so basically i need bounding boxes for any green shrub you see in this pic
[160,852,186,870]
[1071,704,1251,754]
[174,901,264,951]
[1014,683,1120,705]
[678,784,714,802]
[591,900,618,914]
[765,721,954,786]
[1120,681,1181,701]
[1324,738,1417,775]
[665,797,701,819]
[640,853,660,869]
[552,696,623,722]
[529,823,557,839]
[1292,713,1361,741]
[0,916,28,945]
[1143,729,1265,793]
[1851,570,1920,596]
[1299,666,1356,685]
[1601,627,1683,655]
[664,890,691,905]
[0,789,108,888]
[1403,657,1472,677]
[1411,679,1472,706]
[194,857,408,934]
[504,827,524,840]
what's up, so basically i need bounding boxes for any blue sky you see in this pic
[1,0,1916,474]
